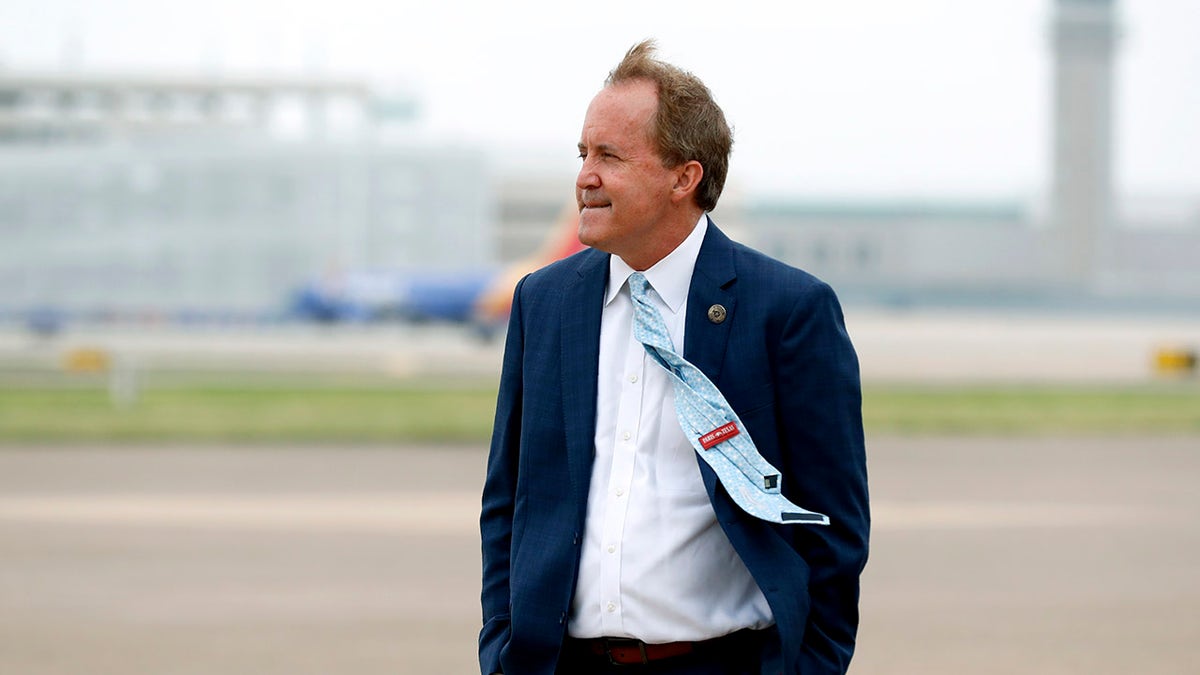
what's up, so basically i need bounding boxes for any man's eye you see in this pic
[578,150,615,161]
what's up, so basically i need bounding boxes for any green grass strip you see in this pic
[0,384,497,443]
[1,382,1197,442]
[863,385,1200,436]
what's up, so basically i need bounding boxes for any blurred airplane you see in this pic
[287,201,586,337]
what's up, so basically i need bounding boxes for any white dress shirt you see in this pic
[568,216,773,642]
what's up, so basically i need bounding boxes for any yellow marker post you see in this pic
[1152,346,1197,377]
[63,348,111,374]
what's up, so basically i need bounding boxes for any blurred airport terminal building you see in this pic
[0,73,493,323]
[1,0,1197,327]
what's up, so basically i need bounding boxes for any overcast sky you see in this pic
[2,0,1196,200]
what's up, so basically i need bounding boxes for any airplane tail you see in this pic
[473,198,584,323]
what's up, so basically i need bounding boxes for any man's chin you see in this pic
[577,212,611,247]
[578,235,617,254]
[577,230,602,250]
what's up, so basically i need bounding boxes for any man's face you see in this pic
[576,79,679,268]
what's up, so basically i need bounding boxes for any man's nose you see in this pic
[576,160,599,190]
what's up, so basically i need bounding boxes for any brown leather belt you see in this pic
[570,629,761,666]
[583,637,696,665]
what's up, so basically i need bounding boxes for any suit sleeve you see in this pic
[478,275,528,675]
[778,281,870,674]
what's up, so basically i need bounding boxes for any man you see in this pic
[480,40,869,675]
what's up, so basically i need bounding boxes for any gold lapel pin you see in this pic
[707,304,727,324]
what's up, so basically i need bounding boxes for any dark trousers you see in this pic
[555,629,768,675]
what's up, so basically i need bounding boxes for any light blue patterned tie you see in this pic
[628,272,828,526]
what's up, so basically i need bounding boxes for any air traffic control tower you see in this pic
[1051,0,1119,289]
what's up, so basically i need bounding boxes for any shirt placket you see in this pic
[597,324,646,634]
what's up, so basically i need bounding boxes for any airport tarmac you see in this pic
[1,437,1197,674]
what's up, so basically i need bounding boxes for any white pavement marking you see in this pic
[872,501,1160,530]
[0,495,1170,532]
[0,493,481,534]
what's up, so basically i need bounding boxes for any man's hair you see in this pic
[605,39,733,212]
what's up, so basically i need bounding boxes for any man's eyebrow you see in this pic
[578,142,620,154]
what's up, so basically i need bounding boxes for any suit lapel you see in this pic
[684,219,737,385]
[684,221,739,504]
[560,250,607,507]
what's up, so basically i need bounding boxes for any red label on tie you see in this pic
[699,422,740,450]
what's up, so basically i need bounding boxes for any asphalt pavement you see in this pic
[1,437,1197,674]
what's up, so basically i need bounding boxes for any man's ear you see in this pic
[671,161,704,203]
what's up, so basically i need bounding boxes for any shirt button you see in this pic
[615,488,624,497]
[622,430,631,441]
[629,374,638,383]
[607,544,616,554]
[606,602,616,613]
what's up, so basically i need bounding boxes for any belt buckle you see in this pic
[602,637,648,665]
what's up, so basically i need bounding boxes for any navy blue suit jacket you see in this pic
[479,221,869,674]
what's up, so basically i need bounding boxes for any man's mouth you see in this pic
[579,192,610,210]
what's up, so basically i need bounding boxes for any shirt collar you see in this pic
[605,214,708,314]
